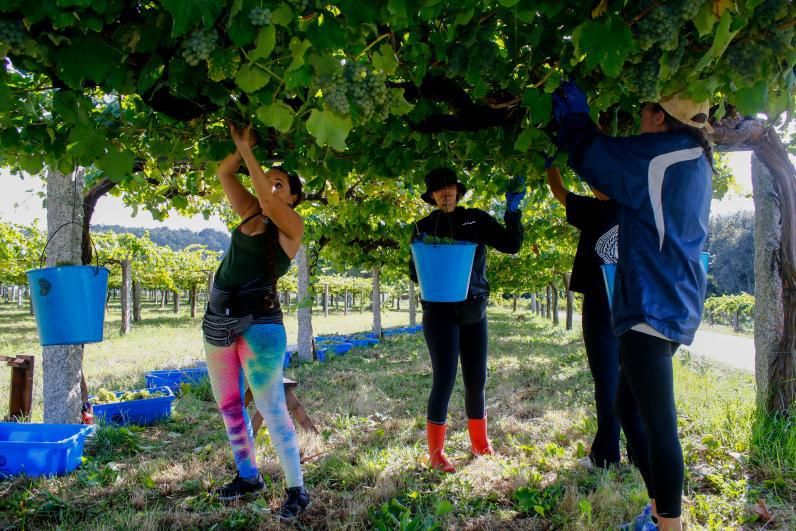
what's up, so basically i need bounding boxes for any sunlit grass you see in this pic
[0,304,791,529]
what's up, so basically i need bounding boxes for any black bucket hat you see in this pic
[420,167,468,206]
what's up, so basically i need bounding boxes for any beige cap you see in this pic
[659,93,713,133]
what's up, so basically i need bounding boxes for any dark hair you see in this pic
[650,103,714,170]
[270,165,305,208]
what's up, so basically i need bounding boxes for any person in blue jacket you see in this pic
[553,81,713,531]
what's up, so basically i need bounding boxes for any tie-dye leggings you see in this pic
[204,323,303,487]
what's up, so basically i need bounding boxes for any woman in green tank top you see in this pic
[202,122,310,520]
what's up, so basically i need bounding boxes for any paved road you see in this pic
[682,329,755,372]
[555,309,755,372]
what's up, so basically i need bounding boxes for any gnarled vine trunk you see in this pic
[714,118,795,414]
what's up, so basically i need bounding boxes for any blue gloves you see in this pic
[552,80,589,122]
[505,175,526,213]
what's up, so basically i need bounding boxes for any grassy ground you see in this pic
[698,322,754,339]
[0,303,793,530]
[0,298,411,419]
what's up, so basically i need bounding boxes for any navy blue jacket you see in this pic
[559,114,711,345]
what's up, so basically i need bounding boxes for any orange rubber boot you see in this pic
[426,421,456,472]
[467,417,495,456]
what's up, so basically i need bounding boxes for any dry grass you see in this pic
[0,304,792,530]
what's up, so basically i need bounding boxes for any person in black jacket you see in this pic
[409,167,524,472]
[546,163,644,470]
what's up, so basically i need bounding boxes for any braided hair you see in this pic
[651,103,714,170]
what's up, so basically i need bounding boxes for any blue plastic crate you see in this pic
[316,347,328,362]
[0,423,95,478]
[283,351,292,369]
[347,338,379,347]
[145,368,209,393]
[91,386,175,426]
[316,340,353,355]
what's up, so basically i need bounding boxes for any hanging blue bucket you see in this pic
[700,252,710,274]
[410,241,477,302]
[601,264,617,311]
[601,254,711,311]
[27,265,109,346]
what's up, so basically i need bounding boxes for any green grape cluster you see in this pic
[319,69,350,115]
[754,0,788,21]
[723,42,764,82]
[93,388,164,404]
[447,45,468,76]
[768,28,794,53]
[249,7,271,26]
[0,19,25,48]
[667,40,687,74]
[181,28,217,66]
[677,0,703,21]
[318,62,391,125]
[94,388,118,404]
[634,51,662,102]
[288,0,310,12]
[421,235,457,245]
[636,6,679,51]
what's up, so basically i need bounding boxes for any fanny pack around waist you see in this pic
[207,280,280,318]
[203,280,280,347]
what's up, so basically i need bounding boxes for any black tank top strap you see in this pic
[236,211,264,231]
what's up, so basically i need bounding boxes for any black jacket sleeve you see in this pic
[480,210,523,254]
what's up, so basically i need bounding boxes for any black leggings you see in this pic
[615,330,683,518]
[422,300,489,424]
[581,291,622,467]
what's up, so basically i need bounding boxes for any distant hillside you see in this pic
[93,224,230,252]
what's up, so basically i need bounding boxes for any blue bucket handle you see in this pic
[39,221,101,273]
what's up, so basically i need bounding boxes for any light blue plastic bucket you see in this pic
[601,263,617,311]
[601,254,710,311]
[410,241,477,302]
[27,265,109,346]
[700,252,710,274]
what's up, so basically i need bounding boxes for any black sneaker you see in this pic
[214,473,265,502]
[278,486,310,520]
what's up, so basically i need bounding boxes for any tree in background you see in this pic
[706,211,755,295]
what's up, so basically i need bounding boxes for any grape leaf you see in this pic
[514,127,543,152]
[306,109,352,151]
[695,11,741,72]
[251,25,276,61]
[571,16,633,78]
[235,64,270,92]
[287,38,312,72]
[208,48,240,82]
[137,54,166,92]
[159,0,223,37]
[67,126,106,162]
[694,1,719,36]
[271,3,294,26]
[97,148,136,183]
[56,36,117,88]
[522,88,552,125]
[256,102,295,133]
[734,80,768,115]
[372,43,399,75]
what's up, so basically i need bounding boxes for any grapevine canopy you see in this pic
[0,0,793,219]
